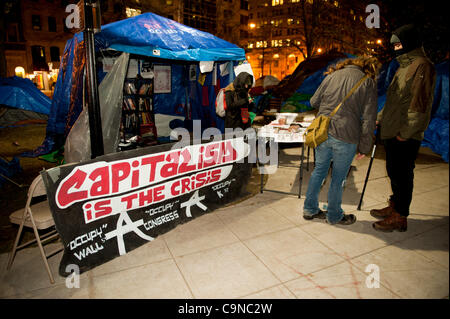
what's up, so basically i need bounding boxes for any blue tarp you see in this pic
[94,12,245,61]
[0,76,51,115]
[30,12,246,157]
[422,60,449,162]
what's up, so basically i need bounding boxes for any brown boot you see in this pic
[370,200,394,219]
[373,210,407,232]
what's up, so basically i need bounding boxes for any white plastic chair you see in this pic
[7,174,63,284]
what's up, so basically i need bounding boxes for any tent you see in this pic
[0,76,50,127]
[250,51,351,114]
[26,12,248,160]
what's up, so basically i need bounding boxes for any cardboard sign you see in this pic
[42,136,253,276]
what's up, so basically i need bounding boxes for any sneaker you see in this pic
[327,214,356,225]
[303,210,327,220]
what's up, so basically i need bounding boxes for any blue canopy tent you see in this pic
[26,12,247,158]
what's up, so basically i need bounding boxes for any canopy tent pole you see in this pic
[84,0,104,158]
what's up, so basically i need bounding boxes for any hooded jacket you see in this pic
[224,72,254,129]
[378,45,436,141]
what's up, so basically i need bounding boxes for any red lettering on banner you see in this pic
[181,178,190,194]
[203,143,219,168]
[94,200,112,219]
[171,180,180,196]
[210,169,221,183]
[121,193,138,209]
[195,172,207,187]
[111,162,131,193]
[220,141,237,164]
[89,166,109,196]
[153,185,165,201]
[178,149,196,174]
[141,154,165,182]
[139,189,153,206]
[160,151,179,178]
[57,169,88,208]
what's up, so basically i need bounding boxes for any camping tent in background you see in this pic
[421,59,449,162]
[255,75,280,89]
[0,76,51,127]
[250,51,352,114]
[25,12,247,159]
[272,50,350,100]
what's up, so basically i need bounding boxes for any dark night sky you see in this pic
[374,0,449,62]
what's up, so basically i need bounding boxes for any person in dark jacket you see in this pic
[303,56,380,225]
[371,24,436,232]
[224,72,256,130]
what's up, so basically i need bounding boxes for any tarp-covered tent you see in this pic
[0,76,51,127]
[422,60,449,162]
[27,12,247,160]
[251,51,351,114]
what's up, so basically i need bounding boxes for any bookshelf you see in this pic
[121,74,157,148]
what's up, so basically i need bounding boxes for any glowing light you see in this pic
[317,48,322,53]
[249,23,256,29]
[376,39,382,45]
[15,66,25,78]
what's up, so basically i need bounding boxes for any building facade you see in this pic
[2,0,77,92]
[246,0,380,80]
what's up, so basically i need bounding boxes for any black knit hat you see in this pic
[390,24,422,53]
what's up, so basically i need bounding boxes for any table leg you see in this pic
[260,162,264,193]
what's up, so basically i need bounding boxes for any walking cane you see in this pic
[357,126,379,211]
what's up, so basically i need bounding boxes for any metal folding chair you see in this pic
[7,174,63,284]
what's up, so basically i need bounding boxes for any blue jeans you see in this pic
[303,135,357,224]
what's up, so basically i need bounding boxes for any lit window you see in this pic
[334,1,338,7]
[272,0,283,6]
[273,54,279,59]
[15,66,25,78]
[126,7,141,17]
[287,18,293,25]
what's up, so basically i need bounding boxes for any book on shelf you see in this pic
[124,82,136,94]
[138,82,153,95]
[123,97,136,110]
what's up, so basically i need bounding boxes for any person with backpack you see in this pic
[221,72,256,130]
[302,56,380,225]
